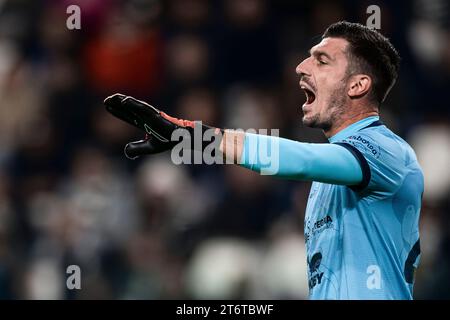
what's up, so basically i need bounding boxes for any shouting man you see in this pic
[104,21,423,300]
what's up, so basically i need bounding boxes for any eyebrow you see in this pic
[309,49,334,61]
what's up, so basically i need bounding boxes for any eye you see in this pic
[318,59,327,65]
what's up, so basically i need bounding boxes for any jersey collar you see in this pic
[329,116,380,143]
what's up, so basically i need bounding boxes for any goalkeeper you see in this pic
[104,22,423,300]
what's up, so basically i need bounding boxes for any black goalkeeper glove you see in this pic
[104,93,223,159]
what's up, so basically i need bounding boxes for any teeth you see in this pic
[303,88,315,105]
[301,85,313,94]
[300,83,316,105]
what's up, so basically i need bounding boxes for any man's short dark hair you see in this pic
[322,21,401,105]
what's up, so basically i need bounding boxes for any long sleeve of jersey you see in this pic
[239,133,364,186]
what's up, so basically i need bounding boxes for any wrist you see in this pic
[220,130,246,164]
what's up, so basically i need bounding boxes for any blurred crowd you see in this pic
[0,0,448,299]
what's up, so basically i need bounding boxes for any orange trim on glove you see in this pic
[160,112,195,128]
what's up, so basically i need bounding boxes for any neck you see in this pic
[324,109,379,138]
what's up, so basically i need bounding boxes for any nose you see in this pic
[296,57,311,77]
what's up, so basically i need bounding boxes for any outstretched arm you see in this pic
[104,94,364,187]
[220,130,364,186]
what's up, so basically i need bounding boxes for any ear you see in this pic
[347,74,372,98]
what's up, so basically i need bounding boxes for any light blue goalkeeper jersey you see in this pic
[305,116,423,300]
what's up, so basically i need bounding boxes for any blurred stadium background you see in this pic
[0,0,449,299]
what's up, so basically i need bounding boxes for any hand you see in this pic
[104,93,222,159]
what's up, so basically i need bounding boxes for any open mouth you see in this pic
[304,88,316,105]
[300,82,316,106]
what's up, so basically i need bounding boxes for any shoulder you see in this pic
[337,123,422,194]
[342,124,417,164]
